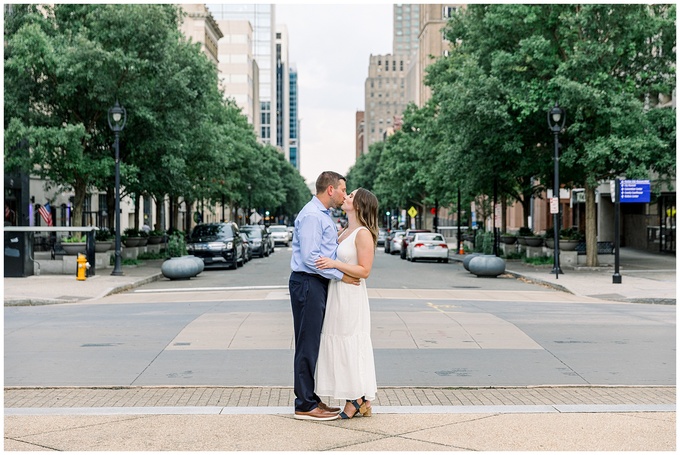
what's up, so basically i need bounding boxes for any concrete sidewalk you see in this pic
[4,386,676,451]
[4,247,675,306]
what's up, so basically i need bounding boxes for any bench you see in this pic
[575,241,615,255]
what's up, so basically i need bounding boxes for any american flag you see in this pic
[39,202,53,226]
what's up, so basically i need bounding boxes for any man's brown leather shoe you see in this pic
[318,401,341,413]
[294,406,340,421]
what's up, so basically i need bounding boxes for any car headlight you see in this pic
[226,241,233,250]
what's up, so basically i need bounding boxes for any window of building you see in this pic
[443,6,457,18]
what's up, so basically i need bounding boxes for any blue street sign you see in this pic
[620,179,651,203]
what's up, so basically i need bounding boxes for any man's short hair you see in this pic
[315,171,346,195]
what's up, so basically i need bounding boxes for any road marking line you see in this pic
[134,285,288,293]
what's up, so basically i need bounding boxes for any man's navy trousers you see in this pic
[289,270,330,412]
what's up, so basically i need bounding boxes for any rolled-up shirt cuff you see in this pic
[317,267,344,281]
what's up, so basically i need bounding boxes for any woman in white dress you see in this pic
[314,187,379,419]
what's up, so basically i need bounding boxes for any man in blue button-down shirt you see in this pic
[289,171,360,421]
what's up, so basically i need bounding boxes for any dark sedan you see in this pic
[241,225,273,258]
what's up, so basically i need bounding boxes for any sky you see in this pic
[275,4,393,185]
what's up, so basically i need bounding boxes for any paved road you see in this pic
[4,248,675,388]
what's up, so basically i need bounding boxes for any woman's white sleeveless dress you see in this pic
[315,227,377,401]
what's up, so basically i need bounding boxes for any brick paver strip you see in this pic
[4,386,674,409]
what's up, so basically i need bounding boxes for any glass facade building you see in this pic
[289,66,299,169]
[207,4,276,144]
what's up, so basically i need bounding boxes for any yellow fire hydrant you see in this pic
[76,253,90,281]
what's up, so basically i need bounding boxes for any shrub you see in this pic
[167,231,187,257]
[518,227,534,236]
[559,228,584,241]
[523,255,554,265]
[95,228,112,242]
[124,227,140,237]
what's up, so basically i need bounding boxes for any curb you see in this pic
[93,272,165,300]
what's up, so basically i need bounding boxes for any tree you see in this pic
[4,4,185,226]
[434,4,675,265]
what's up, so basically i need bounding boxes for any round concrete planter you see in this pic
[189,256,204,276]
[522,236,543,247]
[463,253,482,271]
[61,243,87,255]
[147,235,164,245]
[546,239,579,251]
[559,240,580,251]
[123,237,141,247]
[468,255,506,277]
[95,241,113,252]
[500,235,517,245]
[161,256,201,280]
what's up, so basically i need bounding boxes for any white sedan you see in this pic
[406,233,449,263]
[269,225,290,247]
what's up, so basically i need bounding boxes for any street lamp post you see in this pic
[108,100,127,276]
[247,184,252,224]
[547,102,566,278]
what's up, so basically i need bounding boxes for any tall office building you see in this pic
[363,54,409,155]
[393,4,420,56]
[215,19,259,128]
[178,4,223,65]
[207,4,276,145]
[360,5,421,155]
[275,25,290,159]
[289,65,300,170]
[418,4,464,106]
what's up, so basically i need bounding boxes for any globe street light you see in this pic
[547,102,566,278]
[108,100,127,276]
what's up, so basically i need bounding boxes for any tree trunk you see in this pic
[154,194,164,231]
[585,181,599,267]
[501,195,507,233]
[106,186,115,230]
[185,200,194,233]
[133,193,140,230]
[72,177,86,227]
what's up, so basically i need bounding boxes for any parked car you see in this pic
[187,222,244,269]
[406,232,449,263]
[241,225,273,258]
[385,230,405,254]
[377,228,388,246]
[240,232,252,262]
[269,225,290,247]
[400,229,431,259]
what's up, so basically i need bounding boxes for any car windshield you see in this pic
[191,224,234,239]
[418,234,444,242]
[241,227,262,238]
[269,226,287,232]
